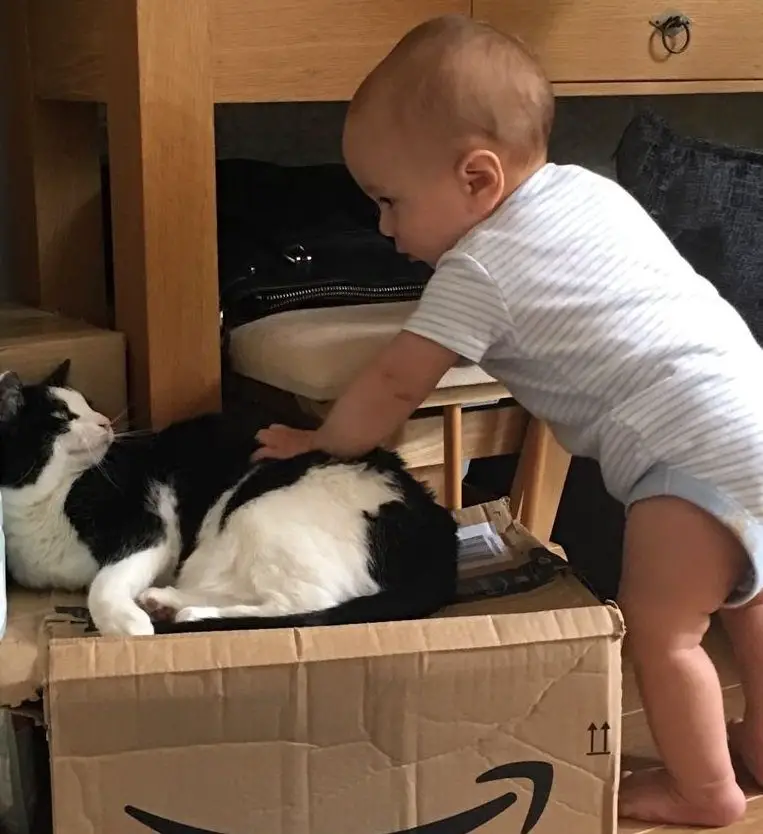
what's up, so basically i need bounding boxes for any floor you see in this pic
[619,620,763,833]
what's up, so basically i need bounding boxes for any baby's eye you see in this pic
[378,197,395,207]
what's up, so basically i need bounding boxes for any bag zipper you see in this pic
[257,281,423,315]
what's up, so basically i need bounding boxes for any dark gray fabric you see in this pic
[616,110,763,343]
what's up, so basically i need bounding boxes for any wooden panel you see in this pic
[28,0,105,100]
[410,464,446,506]
[18,103,107,325]
[105,0,221,429]
[422,382,509,408]
[475,0,763,84]
[2,0,40,305]
[212,0,470,102]
[3,1,108,324]
[555,79,763,97]
[509,418,571,545]
[393,405,529,469]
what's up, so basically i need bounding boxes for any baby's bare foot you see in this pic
[619,767,746,828]
[728,719,763,787]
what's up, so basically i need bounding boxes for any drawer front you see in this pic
[474,1,763,83]
[213,0,469,102]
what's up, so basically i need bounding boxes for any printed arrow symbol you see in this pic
[601,722,610,753]
[587,722,598,754]
[125,760,554,834]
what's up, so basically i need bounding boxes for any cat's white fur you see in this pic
[3,388,398,637]
[3,388,111,590]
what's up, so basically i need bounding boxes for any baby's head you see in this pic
[343,15,554,266]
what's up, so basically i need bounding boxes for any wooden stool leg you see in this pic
[443,403,463,510]
[510,418,571,543]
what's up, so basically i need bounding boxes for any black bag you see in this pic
[100,159,432,331]
[216,159,432,330]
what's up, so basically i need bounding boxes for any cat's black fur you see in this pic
[0,361,459,634]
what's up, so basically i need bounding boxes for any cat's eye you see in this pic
[53,409,74,421]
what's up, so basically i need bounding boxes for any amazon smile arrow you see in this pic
[125,761,553,834]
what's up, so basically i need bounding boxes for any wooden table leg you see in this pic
[443,403,463,510]
[105,0,221,429]
[510,417,571,544]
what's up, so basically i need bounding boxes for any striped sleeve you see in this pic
[403,251,513,363]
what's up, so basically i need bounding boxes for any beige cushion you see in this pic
[229,302,496,401]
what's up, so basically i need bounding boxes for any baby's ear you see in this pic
[43,358,71,388]
[0,371,23,423]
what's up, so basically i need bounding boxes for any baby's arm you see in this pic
[312,330,458,457]
[255,252,511,461]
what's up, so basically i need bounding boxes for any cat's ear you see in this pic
[43,358,71,388]
[0,371,23,423]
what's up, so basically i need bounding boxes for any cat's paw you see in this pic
[94,606,155,637]
[175,606,219,624]
[138,587,182,621]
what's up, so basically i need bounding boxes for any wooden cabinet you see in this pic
[213,0,470,102]
[475,0,763,90]
[9,0,763,431]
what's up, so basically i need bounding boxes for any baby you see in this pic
[255,14,763,828]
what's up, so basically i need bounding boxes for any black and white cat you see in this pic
[0,362,458,637]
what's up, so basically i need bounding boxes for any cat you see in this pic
[0,361,458,637]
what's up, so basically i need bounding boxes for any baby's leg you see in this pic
[617,495,748,827]
[89,545,174,636]
[720,592,763,783]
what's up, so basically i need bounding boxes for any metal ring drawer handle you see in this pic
[650,12,692,54]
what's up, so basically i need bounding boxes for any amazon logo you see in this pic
[125,760,553,834]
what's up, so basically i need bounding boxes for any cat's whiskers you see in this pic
[81,433,121,491]
[110,408,129,428]
[95,459,120,491]
[113,429,153,441]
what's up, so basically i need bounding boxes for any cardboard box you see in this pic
[0,501,623,834]
[0,303,127,422]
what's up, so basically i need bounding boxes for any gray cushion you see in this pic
[616,110,763,343]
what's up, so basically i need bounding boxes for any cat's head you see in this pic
[0,359,115,493]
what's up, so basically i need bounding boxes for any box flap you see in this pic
[0,588,86,708]
[46,598,622,689]
[454,497,566,565]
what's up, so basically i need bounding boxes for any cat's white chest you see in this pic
[2,489,99,590]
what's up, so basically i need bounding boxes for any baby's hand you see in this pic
[252,425,317,461]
